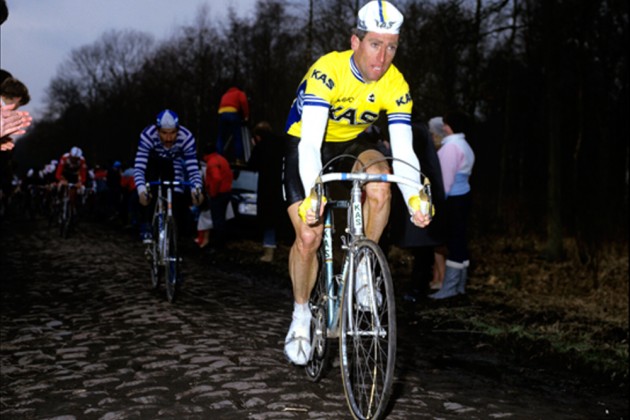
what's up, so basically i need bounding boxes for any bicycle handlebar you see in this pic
[145,180,202,203]
[147,180,196,188]
[307,171,434,224]
[318,172,424,191]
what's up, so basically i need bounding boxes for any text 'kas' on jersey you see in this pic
[286,50,412,142]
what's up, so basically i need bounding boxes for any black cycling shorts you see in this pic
[283,134,382,206]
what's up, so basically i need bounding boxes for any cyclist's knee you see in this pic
[365,183,391,208]
[295,228,321,254]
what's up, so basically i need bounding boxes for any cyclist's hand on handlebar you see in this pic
[191,188,203,206]
[139,190,151,206]
[408,195,433,228]
[298,191,327,226]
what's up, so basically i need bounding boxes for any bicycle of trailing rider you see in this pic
[304,156,433,420]
[55,182,81,238]
[144,179,198,303]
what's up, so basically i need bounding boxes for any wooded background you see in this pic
[11,0,629,265]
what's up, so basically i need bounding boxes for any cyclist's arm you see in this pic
[389,123,421,204]
[79,159,87,184]
[55,159,65,182]
[181,131,203,190]
[133,132,152,196]
[298,104,329,195]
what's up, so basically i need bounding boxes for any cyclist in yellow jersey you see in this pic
[283,0,432,365]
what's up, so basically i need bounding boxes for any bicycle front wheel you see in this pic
[60,201,71,238]
[305,247,330,382]
[340,239,396,420]
[164,217,180,303]
[149,220,161,290]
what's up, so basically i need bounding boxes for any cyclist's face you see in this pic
[158,128,178,149]
[351,32,399,82]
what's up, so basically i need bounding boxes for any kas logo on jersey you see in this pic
[310,70,335,90]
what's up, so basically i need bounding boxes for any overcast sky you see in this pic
[1,0,259,119]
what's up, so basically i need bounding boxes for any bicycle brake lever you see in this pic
[311,180,325,224]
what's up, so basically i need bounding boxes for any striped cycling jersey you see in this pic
[133,124,202,194]
[285,49,413,141]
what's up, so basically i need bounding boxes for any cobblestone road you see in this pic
[1,219,626,419]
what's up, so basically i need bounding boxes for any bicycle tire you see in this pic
[305,247,330,381]
[60,201,71,238]
[149,218,161,290]
[340,239,396,420]
[164,216,180,303]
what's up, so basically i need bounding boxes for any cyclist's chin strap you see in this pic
[389,123,421,204]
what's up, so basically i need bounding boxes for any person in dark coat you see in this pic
[385,121,446,300]
[248,121,286,262]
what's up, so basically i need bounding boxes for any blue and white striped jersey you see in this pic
[133,124,202,195]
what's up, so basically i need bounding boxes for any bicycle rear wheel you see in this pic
[340,239,396,420]
[164,216,180,303]
[305,248,330,381]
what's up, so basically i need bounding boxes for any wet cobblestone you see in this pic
[1,219,627,419]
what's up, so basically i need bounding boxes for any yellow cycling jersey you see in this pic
[286,50,413,142]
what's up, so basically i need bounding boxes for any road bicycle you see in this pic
[144,180,198,303]
[54,182,81,238]
[304,156,433,420]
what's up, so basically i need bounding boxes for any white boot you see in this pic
[456,260,470,295]
[284,302,312,365]
[429,260,464,300]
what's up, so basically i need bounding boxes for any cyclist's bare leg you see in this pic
[353,149,391,243]
[284,201,324,364]
[287,201,323,304]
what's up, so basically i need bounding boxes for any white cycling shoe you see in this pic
[355,256,382,310]
[284,306,312,366]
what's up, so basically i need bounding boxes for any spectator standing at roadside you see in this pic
[202,142,233,251]
[427,116,449,290]
[386,121,446,301]
[430,110,475,300]
[120,164,139,230]
[0,4,31,144]
[248,121,286,263]
[216,85,250,165]
[1,76,32,151]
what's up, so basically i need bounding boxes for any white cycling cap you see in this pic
[357,0,404,35]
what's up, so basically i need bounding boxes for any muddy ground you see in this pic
[1,213,628,419]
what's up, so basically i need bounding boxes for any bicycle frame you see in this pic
[318,171,428,336]
[148,180,186,263]
[308,167,430,419]
[146,179,197,303]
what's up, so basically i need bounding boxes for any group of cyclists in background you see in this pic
[7,146,140,233]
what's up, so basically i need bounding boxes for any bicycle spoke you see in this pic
[340,240,395,420]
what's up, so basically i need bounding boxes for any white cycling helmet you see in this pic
[156,109,179,129]
[70,146,83,158]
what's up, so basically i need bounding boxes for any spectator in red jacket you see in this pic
[216,85,249,165]
[202,142,233,251]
